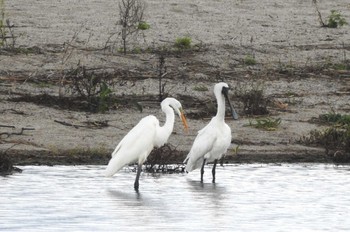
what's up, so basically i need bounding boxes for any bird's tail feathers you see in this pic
[185,156,204,172]
[105,156,126,177]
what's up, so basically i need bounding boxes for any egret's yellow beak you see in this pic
[180,109,189,132]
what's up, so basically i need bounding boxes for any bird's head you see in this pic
[215,82,239,120]
[162,98,189,131]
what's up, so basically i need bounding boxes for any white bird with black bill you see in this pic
[184,82,238,183]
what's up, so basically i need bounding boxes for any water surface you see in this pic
[1,164,350,231]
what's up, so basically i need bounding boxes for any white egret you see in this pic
[105,97,188,191]
[184,82,238,183]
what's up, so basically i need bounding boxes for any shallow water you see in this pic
[1,164,350,231]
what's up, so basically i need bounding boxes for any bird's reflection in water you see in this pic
[186,179,227,211]
[107,189,142,201]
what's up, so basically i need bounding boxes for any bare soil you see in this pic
[0,0,350,166]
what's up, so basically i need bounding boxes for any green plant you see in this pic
[175,37,192,49]
[312,1,348,28]
[193,85,208,92]
[327,62,350,71]
[98,82,112,113]
[138,21,150,30]
[246,117,281,131]
[299,126,350,159]
[132,47,142,53]
[244,55,256,65]
[65,64,114,112]
[318,112,350,128]
[300,112,350,162]
[326,10,347,28]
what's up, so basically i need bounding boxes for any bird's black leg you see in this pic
[134,164,142,191]
[212,159,218,183]
[200,158,206,183]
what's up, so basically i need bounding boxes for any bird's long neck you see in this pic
[157,104,175,145]
[215,92,226,121]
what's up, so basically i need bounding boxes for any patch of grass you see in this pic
[300,112,350,162]
[300,126,350,156]
[132,47,142,54]
[174,36,192,49]
[244,55,257,66]
[137,21,150,30]
[246,117,281,131]
[193,85,208,92]
[331,62,350,71]
[318,112,350,128]
[326,10,347,28]
[34,82,55,89]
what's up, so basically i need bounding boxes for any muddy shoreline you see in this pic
[1,0,350,168]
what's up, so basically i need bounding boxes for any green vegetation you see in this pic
[65,64,113,113]
[244,55,257,66]
[193,85,208,92]
[329,62,350,71]
[175,36,192,49]
[326,10,347,28]
[98,82,112,113]
[318,112,350,127]
[246,117,281,131]
[138,21,150,30]
[312,1,348,28]
[300,112,350,162]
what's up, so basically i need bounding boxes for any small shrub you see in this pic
[138,21,150,30]
[175,37,192,49]
[98,82,112,113]
[312,1,348,29]
[300,113,350,162]
[300,126,350,152]
[193,85,208,92]
[331,63,350,71]
[65,64,113,112]
[244,55,257,66]
[132,47,142,53]
[326,10,347,28]
[318,112,350,128]
[234,83,269,115]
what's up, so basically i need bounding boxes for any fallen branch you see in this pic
[54,120,80,129]
[0,127,35,138]
[0,125,15,128]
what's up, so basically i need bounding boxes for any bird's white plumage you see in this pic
[105,116,158,176]
[184,82,233,173]
[185,117,231,171]
[105,98,188,179]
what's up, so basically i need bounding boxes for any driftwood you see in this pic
[54,119,109,129]
[0,125,35,138]
[54,120,80,129]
